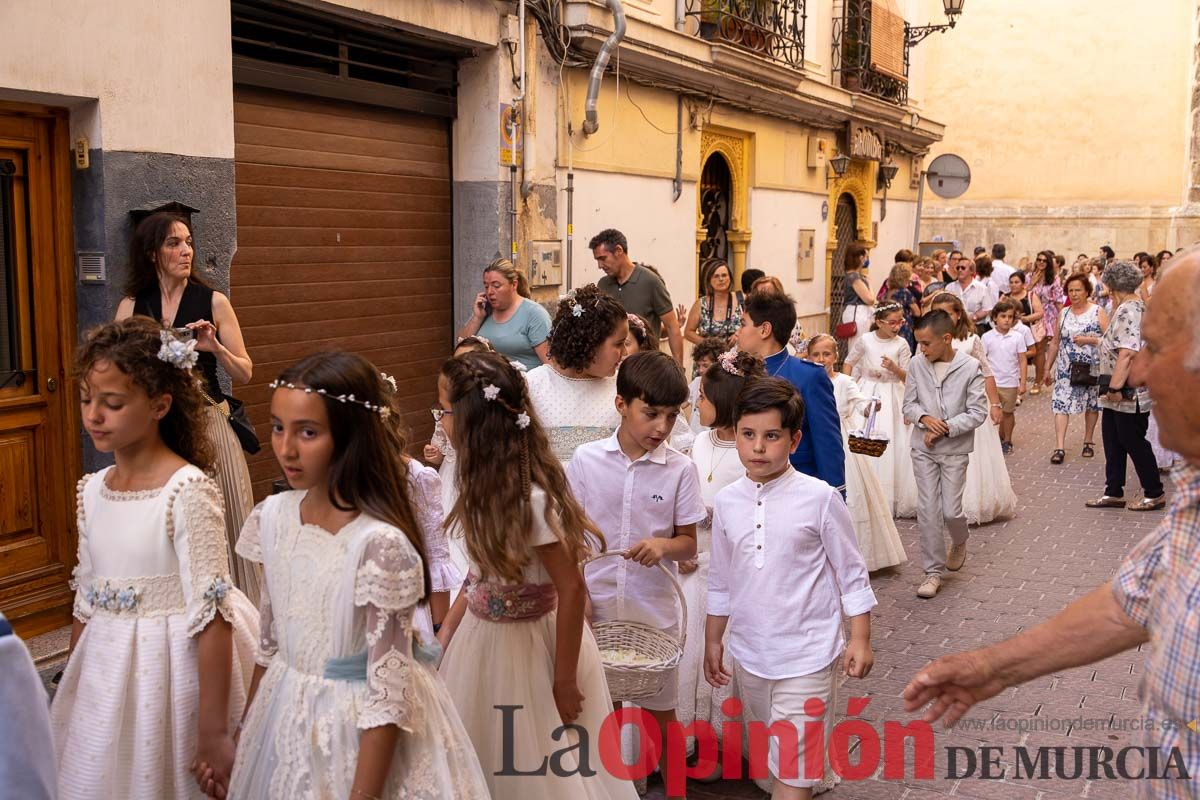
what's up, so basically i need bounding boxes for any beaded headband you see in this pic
[718,347,743,376]
[157,330,199,371]
[268,379,392,419]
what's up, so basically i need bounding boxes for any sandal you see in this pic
[1082,442,1095,458]
[1051,450,1065,464]
[1128,495,1167,512]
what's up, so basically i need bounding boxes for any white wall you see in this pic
[0,0,233,157]
[562,169,700,310]
[872,197,919,278]
[747,187,830,317]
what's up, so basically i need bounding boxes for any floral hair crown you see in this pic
[157,330,199,371]
[873,301,903,317]
[268,379,392,419]
[626,313,646,334]
[560,291,593,318]
[718,347,743,376]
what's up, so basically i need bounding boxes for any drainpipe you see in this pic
[672,95,683,202]
[582,0,627,135]
[675,0,686,30]
[519,0,536,199]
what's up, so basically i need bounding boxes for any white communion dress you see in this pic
[676,430,748,756]
[845,331,918,515]
[229,491,489,800]
[52,465,259,800]
[525,365,619,463]
[438,485,638,800]
[830,373,908,571]
[897,335,1018,524]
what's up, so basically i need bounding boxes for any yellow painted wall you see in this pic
[325,0,499,46]
[919,0,1193,206]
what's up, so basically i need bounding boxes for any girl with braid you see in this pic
[436,352,637,800]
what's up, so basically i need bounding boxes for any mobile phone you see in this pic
[173,326,195,341]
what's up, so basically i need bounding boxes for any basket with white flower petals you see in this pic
[582,549,687,703]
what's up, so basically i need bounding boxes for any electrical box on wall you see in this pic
[807,137,828,169]
[529,240,563,287]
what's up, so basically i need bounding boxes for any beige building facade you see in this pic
[917,0,1200,259]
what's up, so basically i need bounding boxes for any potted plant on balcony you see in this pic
[841,28,864,91]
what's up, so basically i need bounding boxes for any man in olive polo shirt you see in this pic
[590,228,684,365]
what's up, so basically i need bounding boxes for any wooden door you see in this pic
[232,87,453,499]
[0,109,79,637]
[828,193,858,363]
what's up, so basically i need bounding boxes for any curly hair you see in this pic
[122,212,213,299]
[76,317,215,469]
[275,352,430,599]
[702,350,765,430]
[692,336,727,367]
[441,352,604,582]
[1101,260,1144,295]
[546,284,628,371]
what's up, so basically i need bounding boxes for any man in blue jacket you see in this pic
[735,290,846,494]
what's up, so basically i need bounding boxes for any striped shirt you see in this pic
[1111,462,1200,796]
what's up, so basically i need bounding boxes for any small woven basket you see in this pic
[582,549,687,703]
[848,434,889,458]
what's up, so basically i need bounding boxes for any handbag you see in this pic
[1068,361,1097,387]
[834,320,858,339]
[223,395,262,454]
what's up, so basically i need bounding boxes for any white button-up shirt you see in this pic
[946,278,997,321]
[989,259,1015,296]
[569,430,707,628]
[708,469,877,679]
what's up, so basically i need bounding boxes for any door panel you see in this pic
[0,110,79,637]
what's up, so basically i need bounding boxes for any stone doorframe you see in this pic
[825,157,877,309]
[697,126,752,286]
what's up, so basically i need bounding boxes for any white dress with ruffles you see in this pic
[228,491,488,799]
[524,365,619,463]
[51,465,260,800]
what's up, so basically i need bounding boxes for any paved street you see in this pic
[648,390,1172,799]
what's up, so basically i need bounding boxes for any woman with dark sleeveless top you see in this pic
[115,212,259,604]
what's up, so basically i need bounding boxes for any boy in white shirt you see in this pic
[982,299,1030,454]
[705,377,876,800]
[568,349,706,799]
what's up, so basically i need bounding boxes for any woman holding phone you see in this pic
[457,258,552,371]
[115,212,259,604]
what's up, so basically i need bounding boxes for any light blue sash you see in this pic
[322,638,443,681]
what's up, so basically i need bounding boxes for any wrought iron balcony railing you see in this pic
[832,0,909,105]
[684,0,807,70]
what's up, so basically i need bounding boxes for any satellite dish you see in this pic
[926,153,971,199]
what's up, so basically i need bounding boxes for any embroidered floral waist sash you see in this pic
[81,575,185,616]
[465,576,557,623]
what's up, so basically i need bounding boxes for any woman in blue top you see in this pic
[457,259,552,371]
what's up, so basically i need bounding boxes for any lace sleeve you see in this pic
[969,336,994,378]
[356,527,425,732]
[235,502,266,564]
[168,474,237,637]
[411,468,460,593]
[254,569,278,667]
[70,474,96,622]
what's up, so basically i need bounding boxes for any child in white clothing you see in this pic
[569,350,706,800]
[982,299,1030,454]
[687,337,727,434]
[706,377,876,800]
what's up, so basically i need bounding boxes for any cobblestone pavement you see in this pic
[648,390,1174,799]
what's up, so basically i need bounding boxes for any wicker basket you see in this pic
[582,549,687,703]
[848,434,889,458]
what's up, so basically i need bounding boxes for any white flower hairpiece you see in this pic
[718,347,743,376]
[380,372,397,392]
[157,330,199,371]
[483,384,501,401]
[268,380,392,420]
[515,412,531,429]
[572,302,585,317]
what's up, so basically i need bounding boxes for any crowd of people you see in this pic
[2,214,1195,800]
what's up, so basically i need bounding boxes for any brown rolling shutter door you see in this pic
[232,87,452,499]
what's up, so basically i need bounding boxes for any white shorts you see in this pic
[735,659,837,788]
[593,605,680,711]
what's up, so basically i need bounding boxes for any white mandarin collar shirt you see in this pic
[708,468,877,679]
[569,430,707,628]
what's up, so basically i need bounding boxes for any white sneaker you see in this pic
[947,541,968,571]
[917,574,943,599]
